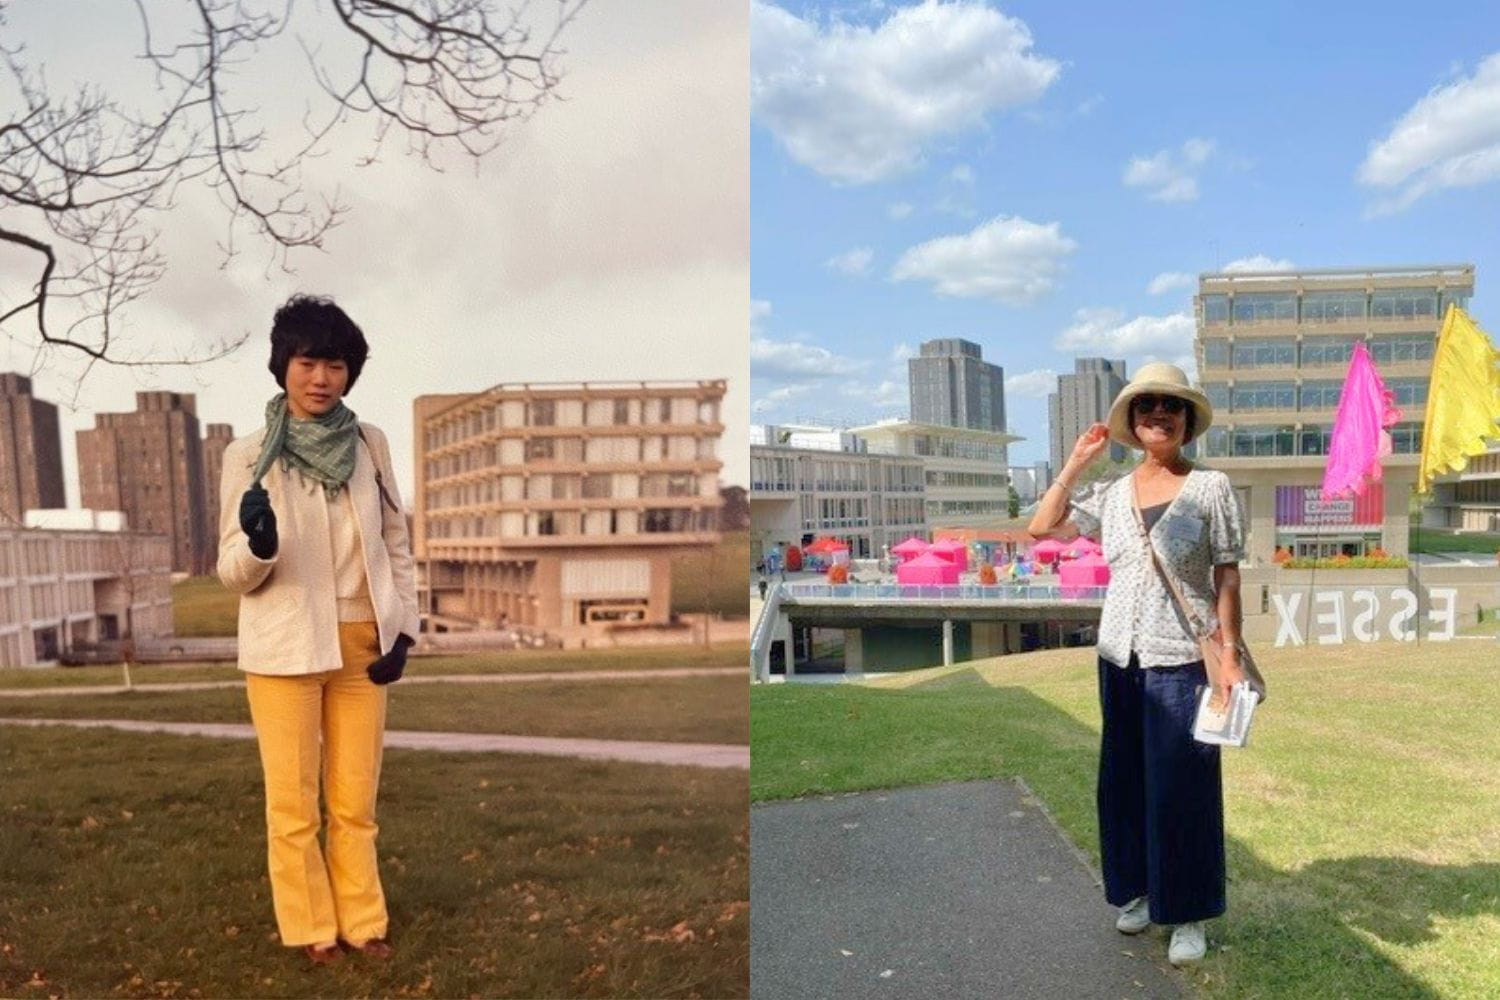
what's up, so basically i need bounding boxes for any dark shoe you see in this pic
[342,937,393,959]
[304,942,343,966]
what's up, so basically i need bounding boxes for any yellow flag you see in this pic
[1417,304,1500,494]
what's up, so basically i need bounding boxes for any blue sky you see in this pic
[750,0,1500,467]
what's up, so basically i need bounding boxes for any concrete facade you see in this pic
[413,381,725,646]
[200,423,235,566]
[749,424,926,561]
[0,523,174,667]
[908,338,1006,432]
[850,419,1020,531]
[1194,264,1475,564]
[0,373,66,525]
[1048,358,1127,475]
[77,392,210,575]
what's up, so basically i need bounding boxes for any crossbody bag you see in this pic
[1127,485,1268,711]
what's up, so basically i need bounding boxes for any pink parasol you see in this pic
[1322,342,1402,499]
[1030,538,1067,564]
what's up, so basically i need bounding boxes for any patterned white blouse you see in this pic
[1068,466,1245,668]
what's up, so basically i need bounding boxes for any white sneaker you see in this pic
[1115,896,1150,934]
[1168,922,1207,965]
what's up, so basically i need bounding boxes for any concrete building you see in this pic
[1194,263,1474,562]
[849,419,1019,530]
[77,392,210,575]
[1425,444,1500,532]
[200,423,235,564]
[1007,462,1053,504]
[1048,358,1128,474]
[908,338,1006,432]
[0,515,173,667]
[749,424,926,561]
[0,373,66,525]
[413,381,725,645]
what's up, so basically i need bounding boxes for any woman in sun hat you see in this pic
[1027,361,1246,966]
[217,295,420,967]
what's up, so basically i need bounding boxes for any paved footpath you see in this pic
[0,717,748,770]
[0,665,743,699]
[751,780,1182,1000]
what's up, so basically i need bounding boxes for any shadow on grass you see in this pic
[751,670,1494,999]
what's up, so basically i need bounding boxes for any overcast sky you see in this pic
[1,0,749,505]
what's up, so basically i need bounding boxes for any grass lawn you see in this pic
[171,576,239,637]
[1407,526,1500,555]
[0,727,747,998]
[751,640,1500,1000]
[672,531,749,618]
[0,644,749,691]
[0,674,748,745]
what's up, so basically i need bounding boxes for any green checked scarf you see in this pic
[251,393,359,497]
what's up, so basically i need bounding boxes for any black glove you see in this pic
[239,485,278,559]
[367,633,415,685]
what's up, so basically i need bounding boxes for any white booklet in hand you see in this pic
[1193,681,1260,748]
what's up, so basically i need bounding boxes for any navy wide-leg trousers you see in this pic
[1097,654,1226,925]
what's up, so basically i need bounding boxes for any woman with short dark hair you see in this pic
[217,294,419,966]
[1028,362,1246,966]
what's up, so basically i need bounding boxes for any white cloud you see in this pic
[890,342,916,362]
[751,336,868,379]
[1123,138,1215,202]
[950,163,976,185]
[1222,255,1295,273]
[839,378,907,409]
[1005,368,1057,398]
[1055,307,1195,355]
[891,214,1077,304]
[1359,52,1500,213]
[887,201,915,220]
[751,382,818,414]
[751,0,1061,183]
[751,298,772,334]
[825,246,875,276]
[1147,271,1195,295]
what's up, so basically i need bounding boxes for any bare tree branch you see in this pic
[0,0,586,372]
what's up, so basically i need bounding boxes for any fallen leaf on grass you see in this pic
[80,816,101,831]
[223,925,240,939]
[643,921,697,944]
[717,901,749,923]
[460,849,481,863]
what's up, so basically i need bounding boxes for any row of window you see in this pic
[427,506,719,539]
[1202,378,1427,412]
[911,436,1009,462]
[1202,332,1435,370]
[425,435,717,481]
[1202,288,1469,325]
[1454,480,1500,504]
[924,470,1009,489]
[1197,423,1423,458]
[927,499,1009,516]
[426,472,712,510]
[426,396,720,448]
[748,454,927,495]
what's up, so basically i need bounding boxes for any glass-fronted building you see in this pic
[1194,264,1474,561]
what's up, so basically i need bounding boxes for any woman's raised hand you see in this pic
[1066,422,1110,473]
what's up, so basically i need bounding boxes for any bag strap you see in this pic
[1128,473,1225,692]
[357,427,400,515]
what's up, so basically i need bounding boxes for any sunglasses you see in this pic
[1131,393,1187,415]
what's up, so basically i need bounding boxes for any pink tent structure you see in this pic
[1059,553,1110,597]
[896,551,961,585]
[928,539,969,572]
[1062,537,1102,560]
[891,537,930,563]
[805,537,849,555]
[1030,538,1067,565]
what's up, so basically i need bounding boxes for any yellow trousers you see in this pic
[245,621,388,947]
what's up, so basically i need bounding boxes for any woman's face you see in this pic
[285,354,350,419]
[1131,393,1187,452]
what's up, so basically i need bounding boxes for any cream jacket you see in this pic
[217,421,421,675]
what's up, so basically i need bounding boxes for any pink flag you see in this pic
[1322,342,1402,499]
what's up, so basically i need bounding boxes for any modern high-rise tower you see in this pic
[908,338,1006,432]
[0,373,66,524]
[1048,358,1129,475]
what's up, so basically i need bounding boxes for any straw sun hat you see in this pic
[1105,362,1214,449]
